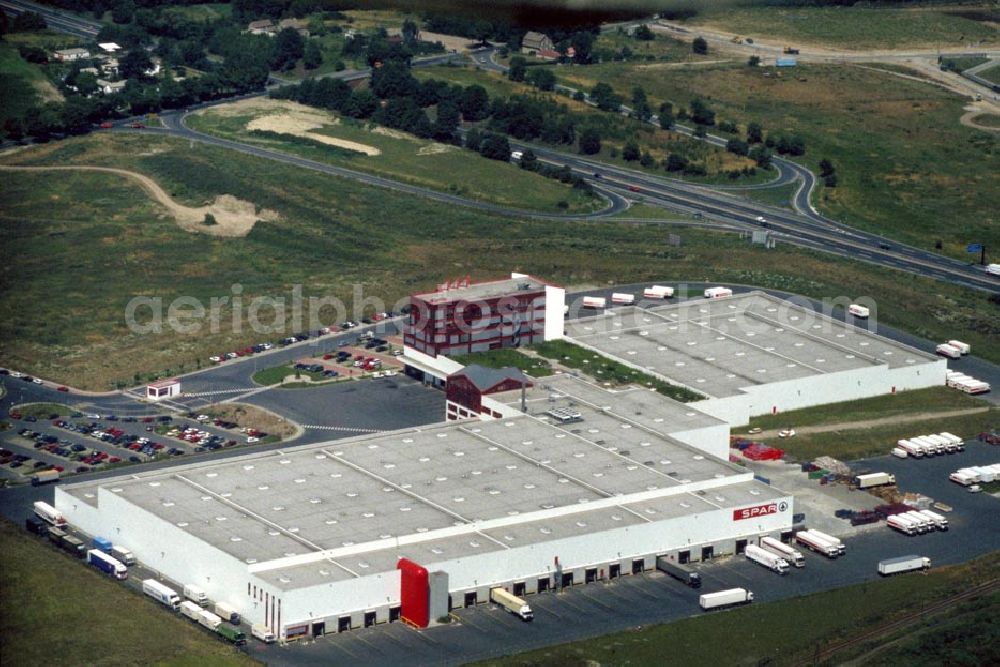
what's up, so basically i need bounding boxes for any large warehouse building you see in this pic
[564,291,947,425]
[54,378,789,641]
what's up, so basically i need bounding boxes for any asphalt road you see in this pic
[0,0,100,39]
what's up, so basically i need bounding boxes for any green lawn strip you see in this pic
[737,182,798,209]
[772,409,999,462]
[940,56,991,72]
[971,113,1000,128]
[451,349,554,377]
[0,518,258,666]
[532,339,703,402]
[747,387,986,431]
[185,105,600,214]
[10,402,74,418]
[479,551,1000,667]
[680,6,998,49]
[977,62,1000,85]
[551,62,999,256]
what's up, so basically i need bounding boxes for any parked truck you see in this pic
[184,584,208,606]
[31,469,60,486]
[33,501,65,526]
[704,286,733,299]
[848,304,870,318]
[582,296,606,309]
[25,516,46,536]
[745,544,789,574]
[87,549,127,579]
[656,556,702,587]
[987,263,1000,277]
[93,536,113,553]
[947,340,970,355]
[878,555,930,576]
[214,601,241,625]
[855,472,896,489]
[216,624,247,645]
[936,343,962,359]
[887,514,919,536]
[143,579,181,610]
[795,530,840,558]
[198,609,223,631]
[918,509,949,531]
[807,529,845,555]
[60,534,86,558]
[110,545,136,566]
[699,588,754,611]
[643,285,674,299]
[490,587,534,621]
[180,600,203,621]
[760,537,805,568]
[252,624,277,643]
[611,292,635,305]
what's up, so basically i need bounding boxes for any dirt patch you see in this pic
[205,402,300,439]
[247,114,380,155]
[417,142,457,156]
[194,97,327,119]
[0,165,278,237]
[370,125,412,141]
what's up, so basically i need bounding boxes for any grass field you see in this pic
[737,182,797,209]
[594,29,702,62]
[747,387,986,431]
[768,408,998,462]
[977,62,1000,84]
[451,349,553,377]
[553,62,1000,256]
[680,5,999,49]
[2,132,1000,389]
[482,551,1000,666]
[11,402,74,418]
[0,518,258,666]
[972,112,1000,128]
[185,99,600,214]
[0,43,55,131]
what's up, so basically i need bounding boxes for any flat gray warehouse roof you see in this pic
[63,407,760,590]
[563,292,938,399]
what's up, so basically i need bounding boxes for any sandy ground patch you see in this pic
[247,114,380,155]
[417,142,457,156]
[0,165,278,237]
[194,97,332,119]
[370,125,412,141]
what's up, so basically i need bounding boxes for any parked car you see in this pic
[57,386,69,392]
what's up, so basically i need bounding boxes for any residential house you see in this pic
[521,31,554,55]
[54,48,91,62]
[96,79,127,95]
[245,19,277,36]
[98,42,121,53]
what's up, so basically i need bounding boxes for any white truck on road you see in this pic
[704,286,733,299]
[761,537,805,568]
[878,555,930,576]
[582,296,606,309]
[33,501,66,527]
[745,544,789,574]
[490,587,534,621]
[142,579,181,610]
[643,285,674,299]
[848,304,869,318]
[699,588,753,611]
[611,292,635,305]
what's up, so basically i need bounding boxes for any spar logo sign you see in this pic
[733,501,789,521]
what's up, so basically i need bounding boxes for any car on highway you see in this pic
[99,122,113,129]
[129,122,144,129]
[57,386,69,392]
[778,429,797,438]
[628,185,641,192]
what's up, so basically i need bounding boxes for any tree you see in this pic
[725,138,749,156]
[519,148,538,171]
[111,0,135,24]
[693,125,707,139]
[478,133,510,161]
[508,56,527,82]
[824,173,838,187]
[525,68,555,91]
[570,30,594,64]
[120,49,153,80]
[622,140,641,161]
[631,85,651,122]
[689,97,715,126]
[748,55,760,67]
[75,71,99,96]
[747,121,763,144]
[640,152,655,168]
[272,27,305,71]
[819,158,835,176]
[11,11,47,32]
[658,101,674,130]
[459,84,490,121]
[665,153,688,172]
[203,213,217,226]
[303,41,323,70]
[590,82,622,112]
[464,127,483,152]
[433,99,460,141]
[749,145,772,168]
[371,61,416,99]
[633,24,654,41]
[402,19,419,43]
[692,36,708,55]
[579,127,601,155]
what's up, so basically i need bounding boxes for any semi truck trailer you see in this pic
[947,340,970,355]
[31,469,60,486]
[33,501,65,526]
[214,602,241,624]
[252,625,277,643]
[855,472,896,489]
[143,579,181,610]
[490,587,534,621]
[110,545,136,565]
[887,514,919,536]
[704,286,733,299]
[760,537,805,567]
[197,609,223,631]
[918,509,949,531]
[936,343,962,359]
[806,529,845,555]
[581,296,606,309]
[611,292,635,305]
[699,588,753,611]
[60,534,86,558]
[87,549,127,579]
[878,555,930,576]
[848,304,870,318]
[656,556,702,587]
[745,544,789,574]
[180,600,203,621]
[184,584,208,606]
[643,285,674,299]
[795,531,840,558]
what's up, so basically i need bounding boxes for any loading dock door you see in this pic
[312,622,325,637]
[464,592,477,608]
[338,616,351,632]
[632,559,644,574]
[364,612,376,628]
[679,550,690,565]
[585,568,598,583]
[561,572,574,587]
[735,539,748,555]
[702,546,714,561]
[537,578,550,593]
[389,607,401,622]
[513,582,526,597]
[609,563,621,579]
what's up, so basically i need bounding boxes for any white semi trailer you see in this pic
[760,537,805,568]
[490,587,533,621]
[878,555,930,576]
[744,544,789,574]
[699,588,753,611]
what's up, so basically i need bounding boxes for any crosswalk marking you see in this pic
[301,425,384,434]
[183,388,256,398]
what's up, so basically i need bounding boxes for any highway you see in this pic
[0,0,100,39]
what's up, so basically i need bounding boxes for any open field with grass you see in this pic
[972,112,1000,128]
[594,29,702,62]
[747,387,987,432]
[0,43,57,130]
[978,62,1000,84]
[452,349,553,377]
[0,518,258,666]
[2,132,999,389]
[768,408,998,462]
[679,5,999,50]
[186,98,599,214]
[11,402,74,418]
[482,551,1000,667]
[553,61,1000,255]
